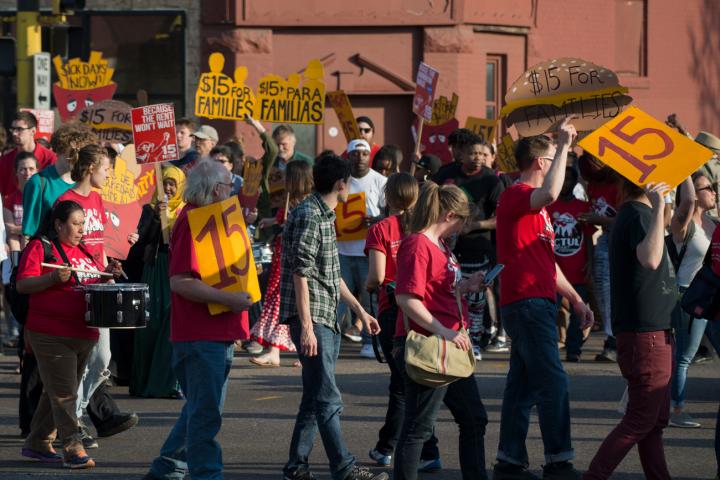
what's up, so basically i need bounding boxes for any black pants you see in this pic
[374,307,439,459]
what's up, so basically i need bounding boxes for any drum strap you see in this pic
[52,239,82,284]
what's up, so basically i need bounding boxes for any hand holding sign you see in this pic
[578,106,714,189]
[335,192,368,241]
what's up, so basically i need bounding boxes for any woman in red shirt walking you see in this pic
[393,182,488,480]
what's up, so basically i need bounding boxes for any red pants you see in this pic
[584,331,673,480]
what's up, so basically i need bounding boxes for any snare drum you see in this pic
[84,283,150,329]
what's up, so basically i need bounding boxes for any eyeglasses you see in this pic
[358,127,372,134]
[538,156,554,161]
[697,186,715,194]
[216,181,233,188]
[10,126,31,132]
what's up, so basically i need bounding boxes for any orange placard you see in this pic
[335,192,368,241]
[187,196,261,315]
[496,134,519,173]
[327,90,360,142]
[578,106,714,189]
[464,117,497,143]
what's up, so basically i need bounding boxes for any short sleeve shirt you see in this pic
[364,215,404,313]
[55,189,107,266]
[546,198,595,285]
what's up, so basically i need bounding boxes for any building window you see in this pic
[486,55,505,138]
[615,0,647,76]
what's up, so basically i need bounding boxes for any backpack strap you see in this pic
[51,238,81,285]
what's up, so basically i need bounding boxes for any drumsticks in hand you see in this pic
[40,262,115,278]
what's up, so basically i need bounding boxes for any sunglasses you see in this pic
[697,186,715,194]
[358,127,372,134]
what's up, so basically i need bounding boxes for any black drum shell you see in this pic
[84,284,149,329]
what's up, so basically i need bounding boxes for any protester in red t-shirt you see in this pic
[17,200,121,468]
[0,111,56,198]
[145,160,253,480]
[3,152,38,255]
[494,120,593,478]
[546,167,595,362]
[393,182,488,480]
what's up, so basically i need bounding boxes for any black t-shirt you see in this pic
[432,163,492,187]
[610,201,677,333]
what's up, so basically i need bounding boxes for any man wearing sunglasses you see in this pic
[341,116,381,162]
[0,111,56,198]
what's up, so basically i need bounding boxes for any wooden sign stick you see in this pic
[283,192,290,222]
[411,115,424,176]
[154,163,170,244]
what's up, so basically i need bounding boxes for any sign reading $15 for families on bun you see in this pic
[501,57,633,137]
[131,104,180,164]
[579,106,714,189]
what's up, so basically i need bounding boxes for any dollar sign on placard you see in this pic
[529,71,543,96]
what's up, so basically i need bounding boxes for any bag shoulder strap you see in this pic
[676,220,696,267]
[51,238,81,284]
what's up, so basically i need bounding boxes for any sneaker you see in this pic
[96,412,139,438]
[21,447,63,462]
[79,424,98,449]
[472,344,483,361]
[284,469,317,480]
[486,338,510,353]
[369,448,392,466]
[692,352,713,365]
[360,344,376,359]
[565,353,580,363]
[669,411,701,428]
[63,451,95,469]
[542,461,580,479]
[344,465,389,480]
[343,326,363,343]
[493,460,540,479]
[594,347,616,363]
[243,340,263,355]
[418,457,442,472]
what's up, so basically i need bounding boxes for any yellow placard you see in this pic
[256,60,326,124]
[465,117,497,143]
[429,93,459,126]
[335,192,368,241]
[241,159,264,198]
[327,90,360,142]
[195,52,256,121]
[52,51,114,90]
[496,135,519,173]
[578,106,714,189]
[99,155,138,205]
[187,196,261,315]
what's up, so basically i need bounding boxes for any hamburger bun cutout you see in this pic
[501,58,632,137]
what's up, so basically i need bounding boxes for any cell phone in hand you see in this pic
[483,264,505,285]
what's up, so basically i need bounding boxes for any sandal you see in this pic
[21,447,62,462]
[249,357,280,367]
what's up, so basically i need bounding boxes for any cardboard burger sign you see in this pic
[501,57,632,137]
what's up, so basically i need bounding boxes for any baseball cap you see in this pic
[415,154,441,175]
[695,131,720,155]
[347,139,371,153]
[192,125,219,142]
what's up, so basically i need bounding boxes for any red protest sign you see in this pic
[131,103,180,164]
[412,62,439,121]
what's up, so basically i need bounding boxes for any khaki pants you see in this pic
[23,330,96,455]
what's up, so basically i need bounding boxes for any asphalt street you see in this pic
[0,335,717,479]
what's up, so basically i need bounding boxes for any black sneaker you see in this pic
[344,465,389,480]
[95,412,139,438]
[594,347,616,362]
[493,460,540,479]
[283,469,316,480]
[566,353,580,363]
[542,461,580,479]
[79,424,98,449]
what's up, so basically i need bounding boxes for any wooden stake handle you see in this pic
[411,116,424,176]
[155,163,170,244]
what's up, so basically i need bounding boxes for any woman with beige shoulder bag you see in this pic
[392,181,489,480]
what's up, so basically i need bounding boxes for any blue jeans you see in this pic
[149,341,234,480]
[558,284,589,357]
[671,294,708,409]
[285,322,355,480]
[337,254,371,345]
[593,232,613,338]
[497,298,574,466]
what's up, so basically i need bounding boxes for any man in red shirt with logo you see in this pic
[493,119,593,480]
[0,111,56,198]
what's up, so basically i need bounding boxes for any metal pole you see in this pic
[16,0,41,108]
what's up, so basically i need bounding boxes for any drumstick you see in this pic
[40,262,115,278]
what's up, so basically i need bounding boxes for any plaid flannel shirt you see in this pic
[279,192,341,331]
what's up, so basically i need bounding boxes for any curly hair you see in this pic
[50,122,99,166]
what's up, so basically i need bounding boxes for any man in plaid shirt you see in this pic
[280,153,386,480]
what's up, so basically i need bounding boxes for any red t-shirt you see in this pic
[496,182,557,306]
[394,233,468,337]
[0,144,56,198]
[587,181,619,219]
[364,215,404,313]
[4,189,23,227]
[55,189,107,266]
[546,198,595,285]
[168,205,249,342]
[18,239,101,340]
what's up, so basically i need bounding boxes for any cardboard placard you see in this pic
[20,108,54,141]
[578,106,714,189]
[256,60,326,124]
[412,62,440,121]
[327,90,360,142]
[416,118,459,165]
[52,51,117,121]
[187,196,261,315]
[78,100,133,144]
[335,192,368,241]
[239,159,264,209]
[465,117,497,143]
[131,104,180,164]
[195,52,255,121]
[501,57,632,137]
[429,93,458,126]
[496,135,519,173]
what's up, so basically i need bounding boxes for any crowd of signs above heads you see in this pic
[194,52,326,125]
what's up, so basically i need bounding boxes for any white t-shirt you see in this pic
[337,169,387,257]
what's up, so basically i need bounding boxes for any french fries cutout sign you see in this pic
[53,51,117,121]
